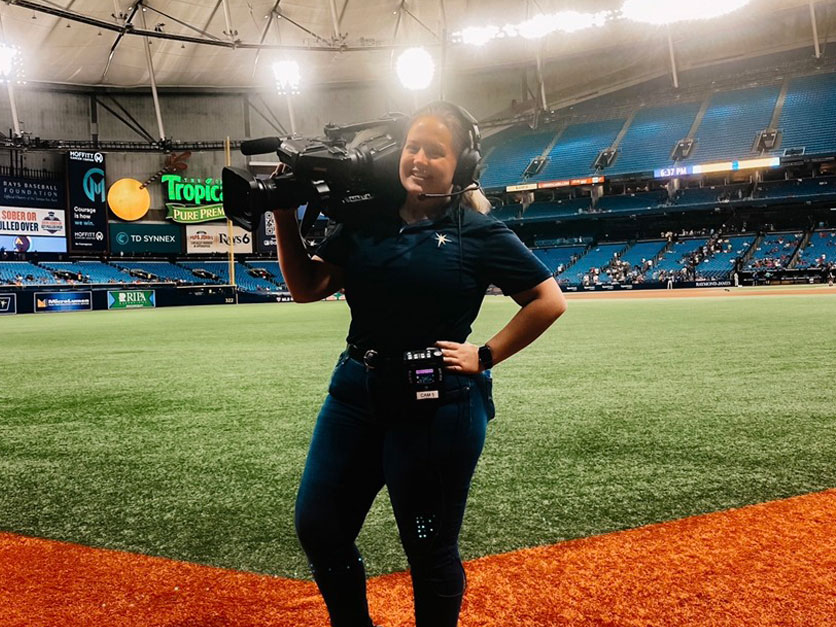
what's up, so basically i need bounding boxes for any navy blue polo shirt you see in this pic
[316,204,552,353]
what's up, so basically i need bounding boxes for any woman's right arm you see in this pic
[274,210,344,303]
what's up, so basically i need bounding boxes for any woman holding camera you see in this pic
[273,101,566,627]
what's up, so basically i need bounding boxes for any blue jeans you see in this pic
[295,352,494,627]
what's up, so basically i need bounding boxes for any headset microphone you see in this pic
[417,183,480,201]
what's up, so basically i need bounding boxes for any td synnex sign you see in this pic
[109,222,183,254]
[67,151,108,252]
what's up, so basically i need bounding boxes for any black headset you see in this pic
[416,101,483,190]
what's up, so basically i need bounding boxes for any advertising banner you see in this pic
[107,290,156,310]
[67,151,108,252]
[0,234,67,253]
[162,174,225,223]
[0,293,16,315]
[34,291,92,313]
[0,176,64,209]
[186,223,253,254]
[0,207,66,238]
[109,222,183,254]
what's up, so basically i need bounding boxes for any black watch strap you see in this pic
[478,344,493,370]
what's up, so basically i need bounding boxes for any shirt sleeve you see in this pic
[314,222,351,267]
[480,219,553,295]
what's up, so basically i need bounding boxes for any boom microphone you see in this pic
[417,183,480,201]
[241,137,282,156]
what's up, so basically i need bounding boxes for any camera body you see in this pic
[222,114,408,234]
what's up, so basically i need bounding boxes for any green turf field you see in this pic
[1,294,835,578]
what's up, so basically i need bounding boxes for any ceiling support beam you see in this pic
[809,0,821,59]
[667,27,679,89]
[535,49,548,111]
[252,1,282,79]
[139,4,166,141]
[94,97,156,143]
[220,0,238,41]
[100,2,141,83]
[328,0,341,40]
[439,0,447,100]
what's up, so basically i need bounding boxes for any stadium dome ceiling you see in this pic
[1,0,834,93]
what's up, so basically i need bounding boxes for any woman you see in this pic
[273,102,566,627]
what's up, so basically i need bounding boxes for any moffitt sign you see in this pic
[162,174,226,223]
[67,151,108,252]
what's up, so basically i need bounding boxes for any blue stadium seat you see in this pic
[530,118,625,181]
[596,192,664,213]
[774,72,836,156]
[794,229,836,268]
[0,262,60,286]
[39,261,132,284]
[556,243,626,284]
[532,246,586,273]
[694,236,754,279]
[608,101,702,175]
[744,232,803,270]
[522,198,590,220]
[689,85,780,163]
[479,127,559,189]
[111,261,216,284]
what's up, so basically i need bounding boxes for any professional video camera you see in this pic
[222,114,408,234]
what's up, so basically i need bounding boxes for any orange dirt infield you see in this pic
[2,489,835,626]
[563,286,835,299]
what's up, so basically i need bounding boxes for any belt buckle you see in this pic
[363,349,378,370]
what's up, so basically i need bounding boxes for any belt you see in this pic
[347,344,402,370]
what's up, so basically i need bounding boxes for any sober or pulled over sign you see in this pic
[109,222,183,254]
[186,224,252,254]
[67,151,108,252]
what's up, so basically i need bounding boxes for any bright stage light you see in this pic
[620,0,751,25]
[396,47,435,90]
[272,60,301,95]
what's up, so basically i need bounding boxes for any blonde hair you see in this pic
[462,187,492,214]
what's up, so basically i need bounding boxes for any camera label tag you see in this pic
[416,390,440,400]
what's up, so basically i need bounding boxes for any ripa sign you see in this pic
[107,290,156,310]
[162,174,225,223]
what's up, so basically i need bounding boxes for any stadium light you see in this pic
[272,60,300,95]
[620,0,752,25]
[0,44,25,84]
[396,47,435,90]
[453,11,610,45]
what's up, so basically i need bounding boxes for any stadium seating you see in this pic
[246,261,285,285]
[794,229,836,268]
[744,232,803,270]
[689,85,780,163]
[38,261,132,284]
[556,242,626,284]
[607,101,702,175]
[756,177,836,199]
[111,261,216,284]
[694,236,754,279]
[532,246,587,273]
[179,261,282,293]
[522,197,590,219]
[479,128,558,189]
[596,192,664,213]
[0,262,59,286]
[773,72,836,156]
[530,118,625,181]
[649,238,708,279]
[619,240,668,267]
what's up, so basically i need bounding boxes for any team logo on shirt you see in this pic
[434,233,450,247]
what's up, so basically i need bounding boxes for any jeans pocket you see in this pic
[476,371,496,421]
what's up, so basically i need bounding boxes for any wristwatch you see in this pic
[478,344,494,371]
